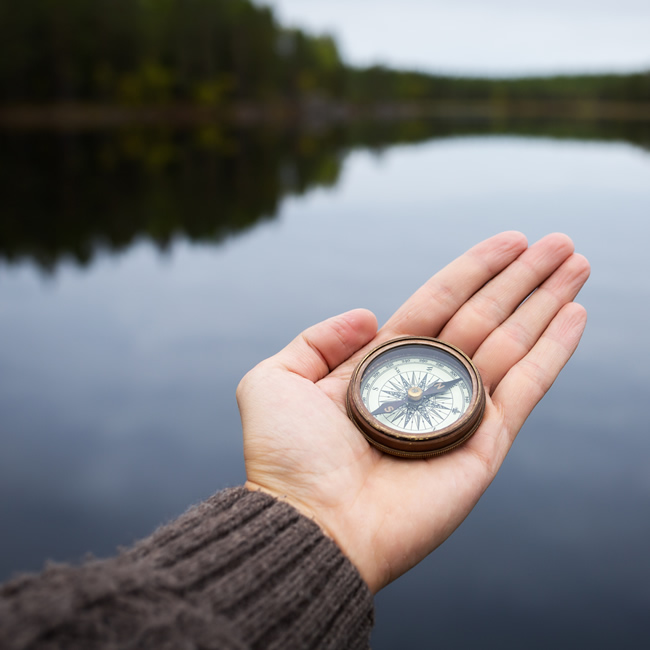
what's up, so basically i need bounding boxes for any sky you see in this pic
[263,0,650,77]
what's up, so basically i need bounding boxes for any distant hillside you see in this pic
[0,0,649,109]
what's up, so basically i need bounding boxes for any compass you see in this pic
[346,337,485,458]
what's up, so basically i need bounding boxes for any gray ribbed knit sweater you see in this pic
[0,487,374,649]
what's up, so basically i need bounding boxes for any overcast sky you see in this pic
[263,0,650,77]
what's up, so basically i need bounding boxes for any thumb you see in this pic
[273,309,378,382]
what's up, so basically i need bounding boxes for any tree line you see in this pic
[1,0,649,106]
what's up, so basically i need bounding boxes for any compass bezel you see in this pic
[346,336,486,458]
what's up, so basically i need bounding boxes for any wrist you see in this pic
[244,480,331,538]
[244,480,382,593]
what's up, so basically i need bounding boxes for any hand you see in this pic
[237,232,590,593]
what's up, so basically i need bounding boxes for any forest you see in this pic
[1,0,649,109]
[1,0,649,271]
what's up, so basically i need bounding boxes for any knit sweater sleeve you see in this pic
[0,487,374,650]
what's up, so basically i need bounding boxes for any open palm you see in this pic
[238,232,590,593]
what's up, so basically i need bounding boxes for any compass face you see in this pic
[347,337,485,458]
[360,344,473,434]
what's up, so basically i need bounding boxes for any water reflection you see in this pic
[2,118,649,272]
[1,120,650,649]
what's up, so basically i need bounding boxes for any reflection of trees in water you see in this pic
[1,118,649,272]
[0,126,345,271]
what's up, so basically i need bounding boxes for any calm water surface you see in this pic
[1,128,649,648]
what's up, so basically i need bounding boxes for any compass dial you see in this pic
[347,337,485,458]
[361,348,471,434]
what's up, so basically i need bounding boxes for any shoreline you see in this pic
[1,100,649,131]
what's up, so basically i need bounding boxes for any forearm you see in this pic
[0,487,374,650]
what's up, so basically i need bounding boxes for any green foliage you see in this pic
[0,0,347,104]
[0,0,648,105]
[345,66,650,103]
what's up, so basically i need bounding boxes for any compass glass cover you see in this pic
[360,344,474,435]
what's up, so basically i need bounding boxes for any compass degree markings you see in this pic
[363,356,471,433]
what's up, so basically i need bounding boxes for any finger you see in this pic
[492,302,588,443]
[382,231,528,339]
[475,253,591,391]
[271,309,378,382]
[437,233,576,356]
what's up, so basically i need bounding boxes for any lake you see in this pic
[1,120,649,648]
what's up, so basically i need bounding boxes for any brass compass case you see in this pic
[346,337,486,458]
